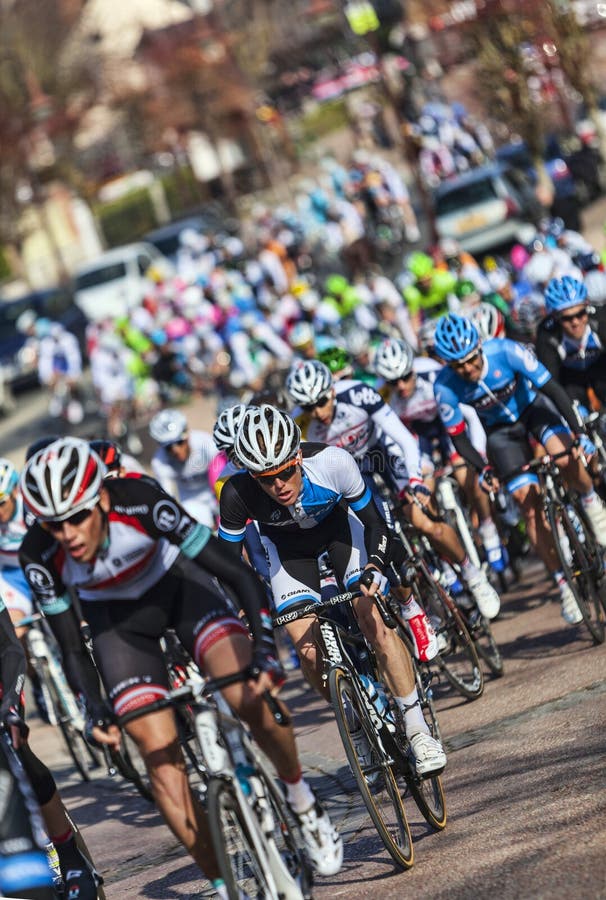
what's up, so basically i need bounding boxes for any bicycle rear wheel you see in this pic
[207,778,278,900]
[465,609,504,677]
[329,667,414,870]
[549,503,606,644]
[109,732,153,802]
[42,661,99,781]
[419,577,484,700]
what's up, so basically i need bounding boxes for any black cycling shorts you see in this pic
[486,394,569,488]
[82,557,246,718]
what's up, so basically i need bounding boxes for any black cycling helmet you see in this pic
[24,435,61,463]
[89,439,122,474]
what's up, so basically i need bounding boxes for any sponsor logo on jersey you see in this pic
[348,386,381,408]
[24,563,54,591]
[113,505,149,515]
[439,403,455,422]
[152,500,180,532]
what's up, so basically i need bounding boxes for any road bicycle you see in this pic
[369,476,487,697]
[274,589,447,871]
[511,448,606,644]
[118,665,313,900]
[20,612,101,782]
[0,725,105,899]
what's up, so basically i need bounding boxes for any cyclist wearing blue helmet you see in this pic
[536,275,606,407]
[433,313,606,626]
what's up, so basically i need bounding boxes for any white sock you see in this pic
[283,776,315,814]
[395,690,429,738]
[399,595,423,620]
[479,518,500,551]
[460,555,480,579]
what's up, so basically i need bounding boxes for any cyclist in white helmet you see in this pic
[470,302,506,342]
[149,409,218,528]
[218,405,447,778]
[374,337,506,577]
[20,436,343,884]
[287,359,500,619]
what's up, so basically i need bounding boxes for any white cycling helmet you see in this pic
[0,458,19,500]
[373,338,415,382]
[149,409,188,445]
[286,360,333,406]
[471,302,506,341]
[234,405,301,473]
[21,438,106,522]
[213,403,248,452]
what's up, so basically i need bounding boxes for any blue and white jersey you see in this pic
[0,495,28,569]
[218,443,372,542]
[434,338,551,433]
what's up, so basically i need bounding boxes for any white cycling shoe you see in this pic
[465,570,501,620]
[292,800,343,877]
[581,495,606,548]
[409,731,447,778]
[559,583,583,625]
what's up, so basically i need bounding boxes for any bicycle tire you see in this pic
[206,778,278,900]
[416,574,484,700]
[42,660,99,782]
[329,667,414,870]
[548,503,606,644]
[254,753,314,899]
[465,610,504,677]
[109,732,153,802]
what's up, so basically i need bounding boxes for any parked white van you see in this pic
[73,242,172,321]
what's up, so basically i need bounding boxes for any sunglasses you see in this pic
[44,505,97,533]
[386,372,414,387]
[301,395,331,413]
[167,438,188,450]
[0,495,12,507]
[254,460,299,486]
[451,350,481,371]
[559,309,588,323]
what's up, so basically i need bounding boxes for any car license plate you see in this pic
[456,212,489,233]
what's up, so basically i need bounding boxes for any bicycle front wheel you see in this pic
[466,610,504,677]
[329,667,414,870]
[207,779,279,900]
[549,503,606,644]
[420,577,484,700]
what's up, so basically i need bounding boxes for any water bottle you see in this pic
[567,506,586,545]
[235,763,255,797]
[359,675,396,733]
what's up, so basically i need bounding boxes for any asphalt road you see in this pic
[27,557,605,900]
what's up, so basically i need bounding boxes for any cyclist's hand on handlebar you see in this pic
[85,703,121,750]
[250,648,286,694]
[359,564,389,597]
[89,721,122,751]
[410,479,432,507]
[479,465,500,495]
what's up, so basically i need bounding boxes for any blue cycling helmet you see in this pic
[434,314,480,362]
[544,276,588,314]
